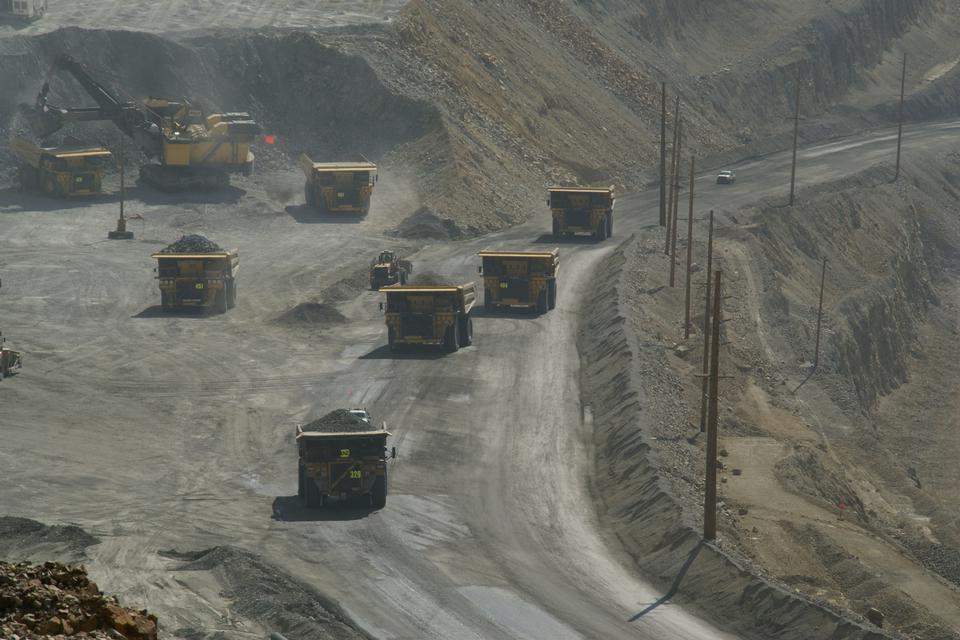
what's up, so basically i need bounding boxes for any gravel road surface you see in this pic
[1,120,958,638]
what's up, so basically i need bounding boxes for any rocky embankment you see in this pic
[0,561,157,639]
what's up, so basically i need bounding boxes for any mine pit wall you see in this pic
[747,160,959,414]
[578,239,896,640]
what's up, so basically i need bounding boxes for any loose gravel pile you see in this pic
[303,409,373,433]
[0,561,157,639]
[157,235,223,254]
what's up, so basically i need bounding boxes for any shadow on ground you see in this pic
[358,344,449,360]
[271,496,376,522]
[133,306,224,319]
[628,542,704,621]
[286,204,365,224]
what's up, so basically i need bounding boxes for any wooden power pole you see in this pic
[699,210,714,432]
[704,269,722,541]
[789,76,801,207]
[665,98,680,255]
[684,156,696,338]
[895,53,907,181]
[660,82,667,226]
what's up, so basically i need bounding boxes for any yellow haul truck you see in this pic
[381,283,476,352]
[12,137,111,197]
[152,246,239,313]
[0,0,46,21]
[297,409,395,509]
[478,249,559,314]
[548,186,615,240]
[299,155,377,215]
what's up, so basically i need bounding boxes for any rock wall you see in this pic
[579,238,898,639]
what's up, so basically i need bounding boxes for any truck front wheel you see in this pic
[297,466,304,498]
[552,218,560,238]
[371,476,387,509]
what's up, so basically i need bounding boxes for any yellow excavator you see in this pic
[22,54,261,190]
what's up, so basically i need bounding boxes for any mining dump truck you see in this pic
[381,283,476,352]
[369,250,412,290]
[152,235,238,313]
[12,137,111,197]
[0,0,46,20]
[478,249,559,313]
[548,186,615,240]
[299,154,377,215]
[297,409,395,509]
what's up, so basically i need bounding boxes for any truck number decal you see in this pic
[195,283,204,289]
[337,192,345,198]
[339,449,350,458]
[349,470,362,479]
[499,282,508,289]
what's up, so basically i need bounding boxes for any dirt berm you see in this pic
[579,240,897,640]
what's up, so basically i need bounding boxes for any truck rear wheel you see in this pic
[458,316,473,347]
[536,288,549,314]
[607,214,613,237]
[371,476,387,509]
[399,271,407,285]
[216,289,228,314]
[304,477,323,507]
[297,466,304,498]
[548,281,557,310]
[596,219,607,241]
[484,289,494,310]
[388,326,397,350]
[444,323,459,353]
[226,282,237,309]
[304,184,315,207]
[552,219,560,238]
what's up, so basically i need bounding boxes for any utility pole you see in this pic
[813,258,827,370]
[699,210,714,432]
[684,156,696,338]
[665,97,681,255]
[660,82,667,226]
[895,53,907,181]
[704,269,722,541]
[669,122,683,280]
[789,75,801,207]
[108,136,133,240]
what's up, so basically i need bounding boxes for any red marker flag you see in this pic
[264,134,276,145]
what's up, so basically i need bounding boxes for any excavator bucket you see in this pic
[18,102,62,139]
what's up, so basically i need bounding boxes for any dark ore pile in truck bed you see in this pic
[158,234,224,254]
[302,409,373,433]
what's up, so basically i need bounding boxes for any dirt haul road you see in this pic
[2,120,959,639]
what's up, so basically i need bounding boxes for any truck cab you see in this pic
[548,186,615,240]
[479,249,559,313]
[381,283,476,352]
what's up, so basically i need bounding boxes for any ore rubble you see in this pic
[0,561,157,640]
